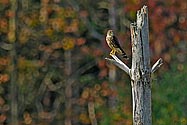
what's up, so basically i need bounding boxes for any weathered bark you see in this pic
[130,6,151,125]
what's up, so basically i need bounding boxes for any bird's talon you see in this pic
[110,53,113,56]
[110,52,115,56]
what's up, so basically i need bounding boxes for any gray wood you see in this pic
[130,6,151,125]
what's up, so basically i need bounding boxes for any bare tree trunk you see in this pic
[64,51,72,125]
[9,47,18,125]
[9,0,18,125]
[88,102,97,125]
[130,6,151,125]
[108,0,118,110]
[108,0,117,82]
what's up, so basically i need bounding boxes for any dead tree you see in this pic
[105,6,163,125]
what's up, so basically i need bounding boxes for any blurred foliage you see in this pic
[0,0,186,124]
[153,63,187,125]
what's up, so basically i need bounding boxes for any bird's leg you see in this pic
[110,50,116,56]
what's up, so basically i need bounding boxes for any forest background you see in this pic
[0,0,187,125]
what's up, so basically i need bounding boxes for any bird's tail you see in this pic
[121,51,129,60]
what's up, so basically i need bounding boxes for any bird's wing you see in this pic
[112,36,122,49]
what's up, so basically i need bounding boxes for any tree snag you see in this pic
[105,6,163,125]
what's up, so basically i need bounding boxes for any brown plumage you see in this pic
[106,30,128,59]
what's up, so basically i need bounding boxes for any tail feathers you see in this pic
[122,52,129,60]
[117,47,129,59]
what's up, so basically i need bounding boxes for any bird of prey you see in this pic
[106,30,128,59]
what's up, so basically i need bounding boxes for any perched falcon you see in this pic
[106,30,128,59]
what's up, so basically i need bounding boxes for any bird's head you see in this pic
[107,30,114,37]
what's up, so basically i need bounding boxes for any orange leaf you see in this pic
[0,114,6,123]
[76,38,86,46]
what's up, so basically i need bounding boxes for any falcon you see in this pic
[106,30,128,59]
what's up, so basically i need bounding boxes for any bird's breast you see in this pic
[106,37,113,48]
